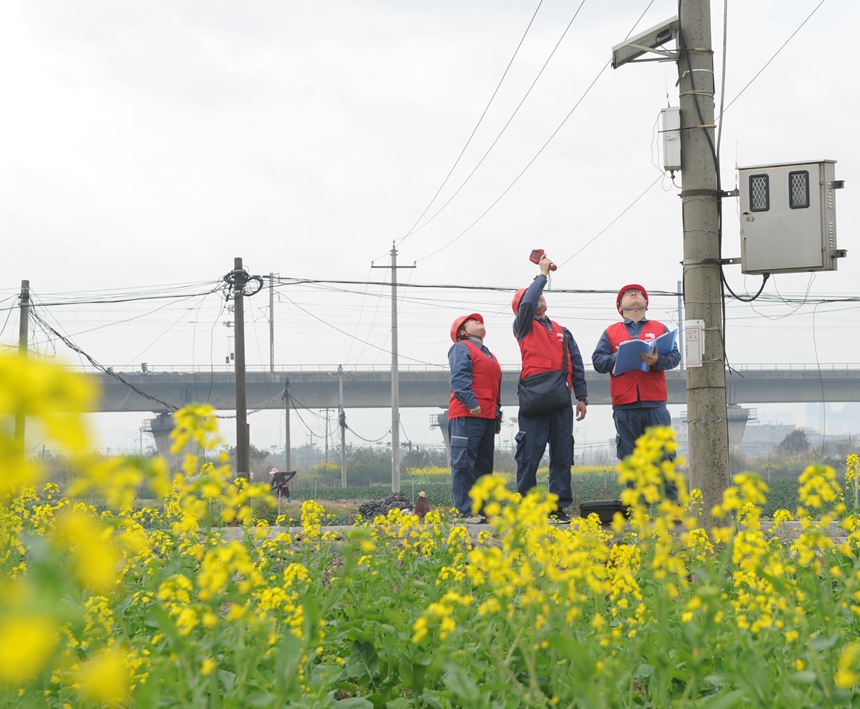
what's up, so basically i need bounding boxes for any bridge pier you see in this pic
[147,412,177,462]
[727,405,753,450]
[430,410,451,467]
[147,411,212,472]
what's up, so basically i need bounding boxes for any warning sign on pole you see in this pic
[683,319,704,368]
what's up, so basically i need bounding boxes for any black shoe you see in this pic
[549,509,571,524]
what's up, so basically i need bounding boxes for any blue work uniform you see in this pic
[513,275,588,511]
[448,338,502,515]
[592,316,681,500]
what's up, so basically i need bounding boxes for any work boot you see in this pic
[548,509,571,524]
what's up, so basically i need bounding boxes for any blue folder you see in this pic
[612,329,678,375]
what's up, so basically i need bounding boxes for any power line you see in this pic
[414,61,611,263]
[273,276,678,298]
[0,281,223,310]
[414,0,659,263]
[556,174,664,266]
[28,309,179,412]
[719,0,828,117]
[399,0,587,241]
[397,0,546,248]
[279,293,445,368]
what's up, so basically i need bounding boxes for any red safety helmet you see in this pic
[511,288,528,314]
[450,313,484,342]
[616,284,648,313]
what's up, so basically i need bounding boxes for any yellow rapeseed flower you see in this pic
[0,356,95,497]
[797,465,842,515]
[411,616,428,644]
[76,647,130,707]
[0,614,59,686]
[836,642,860,689]
[53,509,120,594]
[170,404,223,455]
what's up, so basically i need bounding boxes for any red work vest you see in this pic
[518,319,572,389]
[606,320,668,405]
[449,341,502,419]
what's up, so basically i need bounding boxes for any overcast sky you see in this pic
[2,0,857,456]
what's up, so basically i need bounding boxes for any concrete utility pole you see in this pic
[232,257,250,478]
[678,0,730,514]
[283,378,291,472]
[612,2,730,515]
[14,280,29,450]
[338,364,347,487]
[371,242,416,493]
[677,279,685,370]
[269,272,275,373]
[322,408,330,464]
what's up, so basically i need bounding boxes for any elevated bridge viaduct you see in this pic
[86,366,860,457]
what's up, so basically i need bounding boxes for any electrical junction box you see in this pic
[738,159,845,274]
[660,107,681,171]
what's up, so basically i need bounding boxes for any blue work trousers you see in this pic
[514,405,574,510]
[449,416,496,515]
[613,405,677,501]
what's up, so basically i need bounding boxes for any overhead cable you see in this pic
[719,0,828,118]
[396,0,546,247]
[415,0,658,263]
[28,309,179,412]
[279,294,445,369]
[401,0,587,241]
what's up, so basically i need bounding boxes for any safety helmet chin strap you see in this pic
[460,331,483,342]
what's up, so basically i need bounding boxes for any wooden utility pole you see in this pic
[677,0,730,515]
[371,242,415,493]
[14,280,29,450]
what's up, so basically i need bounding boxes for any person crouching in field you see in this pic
[268,466,294,503]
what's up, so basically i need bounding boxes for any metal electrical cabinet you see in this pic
[738,159,844,274]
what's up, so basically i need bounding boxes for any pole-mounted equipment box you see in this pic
[660,107,681,172]
[738,159,845,274]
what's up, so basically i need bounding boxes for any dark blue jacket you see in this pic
[513,275,588,402]
[592,317,681,408]
[448,339,502,428]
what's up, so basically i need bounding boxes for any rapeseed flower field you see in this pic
[3,355,860,707]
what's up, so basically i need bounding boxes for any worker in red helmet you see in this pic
[592,284,681,500]
[513,254,588,523]
[447,313,502,523]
